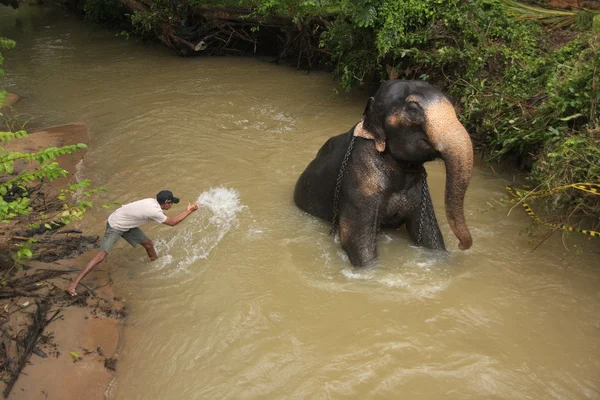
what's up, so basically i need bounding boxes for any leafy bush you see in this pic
[128,0,191,37]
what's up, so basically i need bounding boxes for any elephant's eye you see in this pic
[404,101,424,121]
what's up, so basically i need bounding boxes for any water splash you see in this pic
[198,187,245,223]
[152,187,245,276]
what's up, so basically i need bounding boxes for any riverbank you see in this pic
[6,254,124,400]
[1,94,124,399]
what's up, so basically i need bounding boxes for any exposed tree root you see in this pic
[114,1,331,70]
[1,301,55,398]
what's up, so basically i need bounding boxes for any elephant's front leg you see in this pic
[338,203,380,267]
[405,191,446,251]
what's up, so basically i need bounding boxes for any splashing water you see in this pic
[151,187,245,276]
[197,187,245,224]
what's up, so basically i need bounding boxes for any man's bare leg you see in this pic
[66,250,107,296]
[140,239,158,261]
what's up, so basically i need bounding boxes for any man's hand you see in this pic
[163,202,200,226]
[187,202,199,212]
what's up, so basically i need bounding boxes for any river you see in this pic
[1,5,599,399]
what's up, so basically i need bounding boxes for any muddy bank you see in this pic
[1,95,124,399]
[3,255,124,400]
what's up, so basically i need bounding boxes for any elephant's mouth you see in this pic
[418,138,433,149]
[415,139,440,162]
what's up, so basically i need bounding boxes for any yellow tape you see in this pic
[509,183,600,200]
[506,185,600,238]
[572,184,599,195]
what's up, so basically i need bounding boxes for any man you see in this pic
[66,190,199,296]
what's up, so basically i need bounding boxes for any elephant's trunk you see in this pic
[422,96,473,250]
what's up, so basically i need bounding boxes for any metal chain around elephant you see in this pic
[330,135,357,236]
[416,168,439,249]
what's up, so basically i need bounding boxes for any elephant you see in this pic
[293,80,473,267]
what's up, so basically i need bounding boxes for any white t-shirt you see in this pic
[107,198,167,231]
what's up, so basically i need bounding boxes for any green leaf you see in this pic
[593,14,600,33]
[70,351,80,360]
[559,113,583,121]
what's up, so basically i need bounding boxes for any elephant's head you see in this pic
[354,80,473,250]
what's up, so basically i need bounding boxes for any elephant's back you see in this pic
[293,131,352,222]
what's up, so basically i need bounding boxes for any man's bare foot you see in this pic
[149,256,158,262]
[65,287,77,297]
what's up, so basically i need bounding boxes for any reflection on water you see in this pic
[2,5,600,400]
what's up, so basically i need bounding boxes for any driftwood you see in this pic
[1,302,57,398]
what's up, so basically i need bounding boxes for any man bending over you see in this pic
[66,190,199,296]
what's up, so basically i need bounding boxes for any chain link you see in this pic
[416,170,427,246]
[416,168,439,249]
[330,135,357,236]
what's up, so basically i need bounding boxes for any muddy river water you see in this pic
[2,5,599,399]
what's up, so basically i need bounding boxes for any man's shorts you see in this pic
[99,223,149,253]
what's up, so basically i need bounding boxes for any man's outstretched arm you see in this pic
[163,202,199,226]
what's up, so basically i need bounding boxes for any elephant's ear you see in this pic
[353,120,386,153]
[354,96,386,152]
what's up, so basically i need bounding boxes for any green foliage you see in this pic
[128,0,190,37]
[478,35,599,173]
[320,0,544,90]
[0,38,16,83]
[191,0,335,15]
[246,0,329,18]
[529,37,600,216]
[321,22,379,88]
[13,240,34,261]
[500,0,600,31]
[545,37,599,125]
[129,10,156,36]
[0,138,89,222]
[55,180,108,226]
